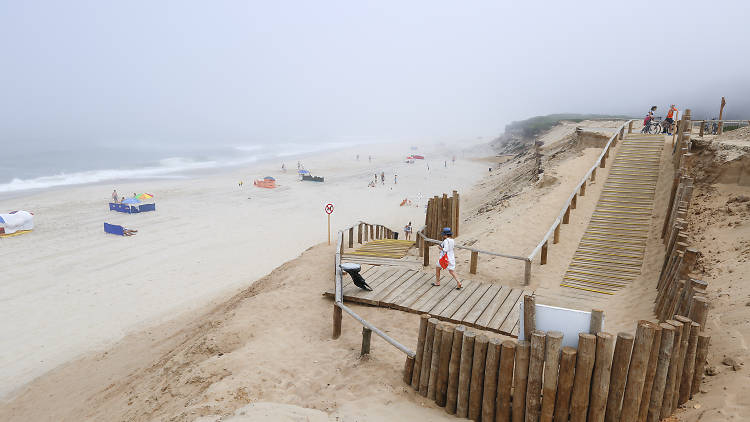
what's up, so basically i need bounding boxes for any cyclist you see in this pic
[642,106,657,133]
[663,104,678,134]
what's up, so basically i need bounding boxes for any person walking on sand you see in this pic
[404,222,412,240]
[433,227,462,289]
[381,171,385,185]
[239,180,243,189]
[112,189,118,203]
[394,173,398,184]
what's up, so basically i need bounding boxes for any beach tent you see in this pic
[0,210,34,236]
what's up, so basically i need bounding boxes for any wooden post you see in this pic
[620,321,656,422]
[570,333,597,422]
[588,332,615,422]
[428,323,445,400]
[591,167,597,182]
[524,260,532,286]
[678,322,700,405]
[332,305,342,339]
[348,227,354,248]
[571,194,577,210]
[628,120,633,133]
[412,314,431,388]
[468,334,488,421]
[540,241,548,265]
[456,331,476,418]
[690,334,710,398]
[470,251,478,274]
[590,309,604,334]
[452,190,461,237]
[638,323,663,422]
[482,338,501,421]
[369,224,374,240]
[659,320,683,419]
[339,234,344,256]
[604,332,635,422]
[717,120,724,135]
[563,206,571,224]
[423,241,430,267]
[512,340,531,422]
[446,325,466,414]
[328,214,331,245]
[436,324,454,406]
[671,317,691,413]
[541,331,564,422]
[497,340,516,422]
[580,181,586,196]
[619,127,624,140]
[360,327,372,356]
[419,318,438,396]
[404,355,415,384]
[553,224,560,244]
[442,193,449,233]
[553,346,577,422]
[688,296,708,331]
[526,331,546,422]
[646,323,675,422]
[523,295,536,341]
[600,155,606,168]
[699,121,705,137]
[358,223,362,244]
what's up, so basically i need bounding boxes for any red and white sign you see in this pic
[325,203,334,214]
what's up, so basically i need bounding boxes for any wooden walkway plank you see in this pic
[450,283,493,323]
[433,282,480,319]
[372,269,419,305]
[380,271,427,305]
[498,291,526,333]
[488,289,524,331]
[473,286,513,327]
[463,284,502,326]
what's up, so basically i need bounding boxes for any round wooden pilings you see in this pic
[512,340,530,422]
[587,332,615,422]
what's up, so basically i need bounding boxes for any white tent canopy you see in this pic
[0,211,34,235]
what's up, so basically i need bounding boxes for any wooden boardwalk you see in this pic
[560,134,664,295]
[325,266,530,336]
[347,239,415,259]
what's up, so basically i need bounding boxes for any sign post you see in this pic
[325,203,334,245]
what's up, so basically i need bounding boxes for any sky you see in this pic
[1,0,749,149]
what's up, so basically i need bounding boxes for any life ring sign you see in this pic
[325,203,334,215]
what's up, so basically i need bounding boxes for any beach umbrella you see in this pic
[122,197,141,204]
[136,193,154,200]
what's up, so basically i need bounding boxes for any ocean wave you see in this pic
[0,157,220,193]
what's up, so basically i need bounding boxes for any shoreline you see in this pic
[0,139,489,400]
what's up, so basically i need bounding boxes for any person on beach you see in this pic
[381,171,385,185]
[433,227,461,289]
[394,173,398,184]
[239,180,243,189]
[404,222,412,240]
[112,189,118,203]
[281,163,286,172]
[663,104,678,134]
[642,106,657,133]
[368,155,372,163]
[123,227,138,236]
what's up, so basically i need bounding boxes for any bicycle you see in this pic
[641,117,663,134]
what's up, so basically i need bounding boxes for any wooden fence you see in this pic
[423,190,461,240]
[404,303,711,422]
[653,109,710,333]
[332,221,417,362]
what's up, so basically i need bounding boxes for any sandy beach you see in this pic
[0,141,487,400]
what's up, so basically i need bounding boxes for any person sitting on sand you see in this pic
[404,222,412,240]
[433,227,461,289]
[123,228,138,236]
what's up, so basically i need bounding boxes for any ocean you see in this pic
[0,141,361,197]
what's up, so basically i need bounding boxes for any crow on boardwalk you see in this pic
[341,263,372,291]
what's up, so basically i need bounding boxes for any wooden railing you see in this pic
[416,229,532,285]
[526,120,635,273]
[332,221,416,363]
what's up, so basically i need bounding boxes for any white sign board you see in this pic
[518,302,603,349]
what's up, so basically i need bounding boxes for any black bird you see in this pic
[341,263,372,291]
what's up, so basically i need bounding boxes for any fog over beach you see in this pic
[1,1,749,420]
